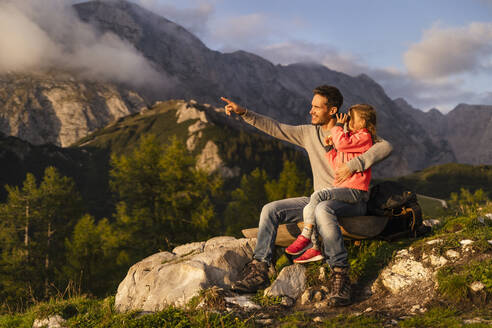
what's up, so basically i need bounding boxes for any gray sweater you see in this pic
[241,110,393,191]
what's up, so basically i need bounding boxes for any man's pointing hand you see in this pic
[220,97,247,116]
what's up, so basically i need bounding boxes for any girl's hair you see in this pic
[348,104,378,142]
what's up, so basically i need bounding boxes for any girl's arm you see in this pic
[330,125,372,152]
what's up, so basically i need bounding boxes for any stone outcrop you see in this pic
[32,315,66,328]
[264,264,306,301]
[175,100,240,178]
[371,235,490,311]
[0,71,147,147]
[114,237,256,312]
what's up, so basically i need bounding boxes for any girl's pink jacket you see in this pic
[326,125,373,191]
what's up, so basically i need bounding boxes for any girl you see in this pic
[285,104,377,263]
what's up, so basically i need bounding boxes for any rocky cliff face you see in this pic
[395,98,492,165]
[0,71,147,147]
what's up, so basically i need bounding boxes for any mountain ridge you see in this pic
[0,0,488,177]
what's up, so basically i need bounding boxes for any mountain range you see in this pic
[0,0,491,178]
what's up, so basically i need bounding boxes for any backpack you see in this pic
[367,181,427,240]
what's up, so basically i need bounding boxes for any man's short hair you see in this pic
[313,85,343,110]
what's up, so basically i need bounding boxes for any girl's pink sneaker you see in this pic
[285,235,312,255]
[293,248,324,263]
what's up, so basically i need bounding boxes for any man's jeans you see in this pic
[253,196,367,268]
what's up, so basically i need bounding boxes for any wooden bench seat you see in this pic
[241,215,389,247]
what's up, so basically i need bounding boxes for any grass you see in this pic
[346,239,411,283]
[398,306,492,328]
[321,314,384,328]
[437,259,492,303]
[252,290,282,307]
[0,295,254,328]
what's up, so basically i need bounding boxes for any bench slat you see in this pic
[241,215,389,246]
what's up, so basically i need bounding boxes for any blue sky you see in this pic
[137,0,492,112]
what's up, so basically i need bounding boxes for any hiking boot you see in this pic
[285,235,312,255]
[328,266,352,306]
[293,248,324,263]
[230,260,271,293]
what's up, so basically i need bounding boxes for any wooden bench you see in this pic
[241,215,389,247]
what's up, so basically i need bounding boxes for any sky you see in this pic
[1,0,491,113]
[135,0,492,112]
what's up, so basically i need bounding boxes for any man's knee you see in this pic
[260,200,281,218]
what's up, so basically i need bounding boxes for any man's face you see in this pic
[310,94,336,125]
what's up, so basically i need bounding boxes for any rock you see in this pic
[463,317,492,324]
[423,219,441,228]
[115,237,256,312]
[188,120,207,134]
[176,102,208,124]
[364,307,373,313]
[314,300,329,309]
[224,295,260,310]
[478,213,492,224]
[300,289,313,305]
[313,291,324,302]
[32,315,66,328]
[460,239,474,246]
[264,264,306,300]
[426,239,443,245]
[281,296,295,307]
[422,253,448,268]
[196,141,240,178]
[186,132,201,151]
[488,240,492,245]
[313,316,323,322]
[0,72,146,147]
[172,242,205,256]
[470,281,485,292]
[410,304,421,313]
[203,236,237,250]
[445,250,460,259]
[256,318,274,325]
[318,266,327,282]
[377,254,434,294]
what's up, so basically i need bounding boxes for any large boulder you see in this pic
[115,237,256,312]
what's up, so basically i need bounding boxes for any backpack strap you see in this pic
[316,125,333,152]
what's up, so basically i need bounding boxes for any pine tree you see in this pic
[0,168,83,304]
[64,215,121,295]
[224,168,269,236]
[265,160,312,202]
[110,135,221,262]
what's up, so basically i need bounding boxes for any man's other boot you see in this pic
[328,266,351,306]
[230,260,272,293]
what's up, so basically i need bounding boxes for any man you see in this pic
[220,85,392,306]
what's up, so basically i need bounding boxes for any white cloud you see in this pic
[0,3,59,72]
[251,40,486,112]
[404,22,492,79]
[255,40,367,75]
[0,0,163,87]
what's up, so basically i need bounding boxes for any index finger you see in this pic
[220,97,232,104]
